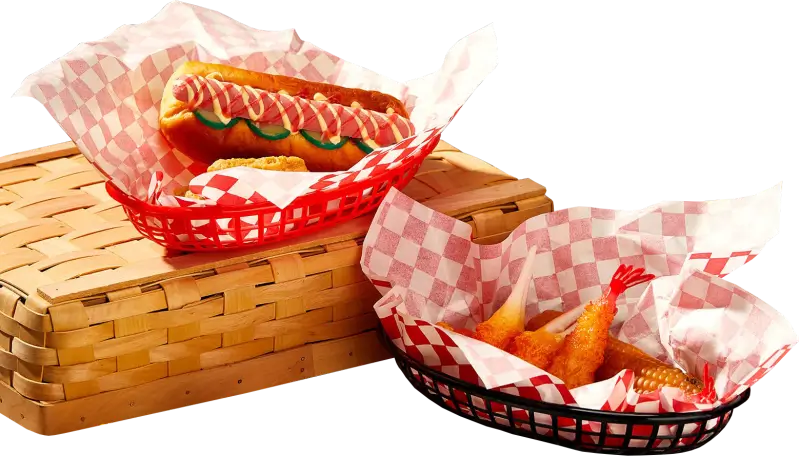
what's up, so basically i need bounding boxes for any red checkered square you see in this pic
[402,215,428,245]
[443,234,471,263]
[574,262,601,289]
[525,228,552,252]
[455,266,479,293]
[662,213,687,236]
[706,282,734,308]
[375,228,401,256]
[569,218,592,242]
[415,248,442,277]
[533,274,560,301]
[592,237,619,260]
[552,244,573,272]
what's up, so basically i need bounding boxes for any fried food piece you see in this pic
[179,156,309,199]
[547,265,655,389]
[437,321,455,331]
[208,156,308,172]
[435,322,476,338]
[547,299,618,389]
[508,330,566,369]
[474,249,538,350]
[508,303,588,369]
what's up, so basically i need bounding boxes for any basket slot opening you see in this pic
[620,422,634,449]
[574,418,583,444]
[551,414,560,441]
[645,424,660,449]
[504,403,516,430]
[668,423,685,449]
[598,420,608,448]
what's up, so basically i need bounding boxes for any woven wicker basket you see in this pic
[0,140,552,435]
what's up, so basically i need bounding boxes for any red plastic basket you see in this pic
[107,135,440,252]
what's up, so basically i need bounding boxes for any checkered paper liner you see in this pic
[362,184,796,421]
[14,1,496,209]
[143,128,444,246]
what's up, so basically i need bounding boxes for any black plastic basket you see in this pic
[380,330,750,455]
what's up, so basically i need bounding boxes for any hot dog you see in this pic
[159,62,414,172]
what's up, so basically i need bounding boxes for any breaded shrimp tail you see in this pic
[474,248,537,350]
[509,302,587,369]
[435,321,476,338]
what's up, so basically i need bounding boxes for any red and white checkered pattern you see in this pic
[364,184,796,415]
[15,1,496,209]
[684,251,759,278]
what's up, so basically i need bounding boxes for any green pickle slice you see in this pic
[351,139,376,154]
[194,110,239,130]
[299,130,347,150]
[246,120,291,140]
[193,111,378,154]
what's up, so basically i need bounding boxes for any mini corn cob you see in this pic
[528,309,705,395]
[595,337,669,381]
[633,365,704,395]
[599,338,704,394]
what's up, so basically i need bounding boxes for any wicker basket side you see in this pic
[0,287,21,386]
[0,239,388,402]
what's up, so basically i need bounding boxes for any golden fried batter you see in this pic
[473,249,538,350]
[508,330,566,370]
[208,156,308,172]
[179,156,309,199]
[435,321,475,338]
[547,298,616,389]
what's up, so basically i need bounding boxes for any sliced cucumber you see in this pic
[246,120,291,140]
[299,129,347,150]
[351,138,375,154]
[194,110,239,130]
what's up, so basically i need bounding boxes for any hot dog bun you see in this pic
[159,62,410,172]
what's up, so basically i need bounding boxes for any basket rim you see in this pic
[106,135,441,216]
[381,328,750,424]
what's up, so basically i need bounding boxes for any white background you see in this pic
[1,0,798,454]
